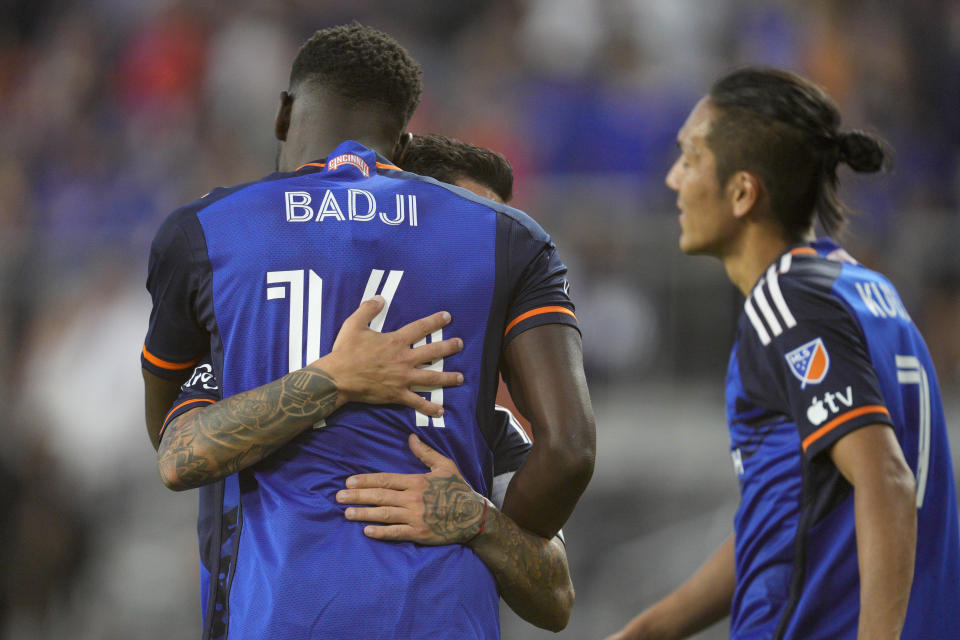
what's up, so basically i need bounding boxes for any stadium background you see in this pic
[1,1,958,638]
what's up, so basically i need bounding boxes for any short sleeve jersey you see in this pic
[726,240,960,640]
[142,141,578,640]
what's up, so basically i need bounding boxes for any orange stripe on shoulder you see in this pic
[142,345,201,371]
[504,306,577,337]
[160,398,216,439]
[790,248,818,256]
[376,161,402,171]
[801,405,890,452]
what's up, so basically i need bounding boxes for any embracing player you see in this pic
[142,24,595,639]
[161,133,576,634]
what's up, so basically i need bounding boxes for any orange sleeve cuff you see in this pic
[504,306,577,337]
[142,345,201,371]
[802,405,890,452]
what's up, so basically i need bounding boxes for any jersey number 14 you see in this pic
[266,268,446,428]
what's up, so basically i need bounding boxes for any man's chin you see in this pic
[678,235,699,255]
[678,237,715,257]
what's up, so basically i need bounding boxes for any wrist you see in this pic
[308,353,351,410]
[465,497,495,549]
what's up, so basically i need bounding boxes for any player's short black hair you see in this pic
[707,67,891,239]
[289,23,422,133]
[402,133,514,202]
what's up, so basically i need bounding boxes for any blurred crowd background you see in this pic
[1,0,958,638]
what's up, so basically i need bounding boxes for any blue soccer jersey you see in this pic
[142,140,578,640]
[726,239,960,639]
[164,359,536,640]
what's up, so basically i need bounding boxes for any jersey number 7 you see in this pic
[896,354,931,508]
[266,268,446,428]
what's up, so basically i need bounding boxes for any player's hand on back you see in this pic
[336,433,488,545]
[321,296,464,417]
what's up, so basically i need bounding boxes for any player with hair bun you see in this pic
[607,67,960,640]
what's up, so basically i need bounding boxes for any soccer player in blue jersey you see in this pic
[141,24,595,639]
[607,68,960,640]
[158,134,575,633]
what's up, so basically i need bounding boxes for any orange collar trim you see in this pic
[295,161,402,172]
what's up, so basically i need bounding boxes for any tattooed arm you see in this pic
[338,434,574,631]
[158,365,339,489]
[469,501,573,631]
[157,297,464,491]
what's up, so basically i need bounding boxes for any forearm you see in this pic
[499,439,593,539]
[157,362,341,490]
[501,327,595,538]
[468,503,573,631]
[853,469,916,639]
[828,424,917,639]
[615,535,735,640]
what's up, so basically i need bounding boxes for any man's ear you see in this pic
[275,91,293,142]
[730,171,762,219]
[393,132,413,166]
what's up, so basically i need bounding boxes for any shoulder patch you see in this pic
[785,337,830,388]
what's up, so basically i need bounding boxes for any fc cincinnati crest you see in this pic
[328,153,371,177]
[785,337,830,388]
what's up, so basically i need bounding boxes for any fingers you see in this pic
[409,369,463,391]
[362,524,420,542]
[338,488,405,507]
[342,473,419,491]
[409,337,463,365]
[342,296,386,331]
[397,390,445,418]
[344,505,409,524]
[396,310,452,345]
[408,434,454,472]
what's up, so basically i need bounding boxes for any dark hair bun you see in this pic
[838,130,889,173]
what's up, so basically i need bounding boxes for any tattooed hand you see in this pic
[337,434,488,545]
[340,433,576,631]
[339,433,576,630]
